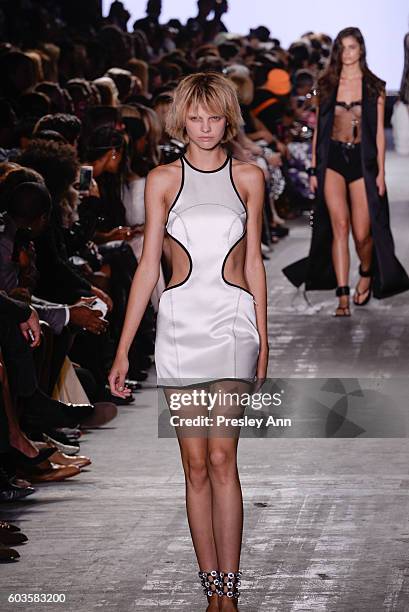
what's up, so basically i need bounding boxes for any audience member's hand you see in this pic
[69,303,108,334]
[107,226,139,241]
[80,178,100,199]
[89,178,100,198]
[19,306,41,348]
[90,285,113,312]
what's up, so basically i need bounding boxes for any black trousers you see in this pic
[0,393,10,453]
[98,241,138,338]
[0,316,37,398]
[0,317,37,453]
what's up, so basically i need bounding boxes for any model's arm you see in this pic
[309,103,319,194]
[311,103,319,166]
[242,164,269,379]
[108,166,167,396]
[376,91,386,197]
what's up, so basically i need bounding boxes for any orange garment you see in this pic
[264,68,291,96]
[251,96,278,118]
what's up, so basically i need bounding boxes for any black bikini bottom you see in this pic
[326,139,363,184]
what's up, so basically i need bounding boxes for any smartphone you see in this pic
[79,165,93,193]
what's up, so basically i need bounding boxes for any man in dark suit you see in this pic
[0,182,108,335]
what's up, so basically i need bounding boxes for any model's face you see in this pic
[185,103,227,148]
[340,36,361,66]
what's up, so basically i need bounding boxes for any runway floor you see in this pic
[2,149,409,612]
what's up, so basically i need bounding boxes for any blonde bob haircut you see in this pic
[165,71,244,144]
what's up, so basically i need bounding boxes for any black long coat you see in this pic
[282,77,409,299]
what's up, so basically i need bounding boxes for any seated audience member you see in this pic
[15,139,110,307]
[251,64,292,134]
[0,180,107,337]
[33,113,82,149]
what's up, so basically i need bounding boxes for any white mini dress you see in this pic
[155,154,260,387]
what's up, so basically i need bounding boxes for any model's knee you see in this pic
[184,456,209,491]
[208,450,236,484]
[354,234,372,251]
[332,218,349,239]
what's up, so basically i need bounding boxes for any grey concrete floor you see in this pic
[2,149,409,612]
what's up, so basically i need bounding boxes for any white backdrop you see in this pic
[102,0,408,90]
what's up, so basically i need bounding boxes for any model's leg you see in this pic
[324,168,351,314]
[164,387,219,611]
[208,380,246,611]
[208,436,242,611]
[349,177,373,303]
[178,437,220,611]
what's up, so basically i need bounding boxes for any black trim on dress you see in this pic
[182,153,230,173]
[229,156,248,214]
[162,232,193,292]
[165,157,185,226]
[221,229,255,298]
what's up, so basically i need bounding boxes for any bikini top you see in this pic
[335,99,362,110]
[332,99,362,143]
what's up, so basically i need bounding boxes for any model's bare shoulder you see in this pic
[146,160,181,185]
[232,159,265,201]
[147,159,182,191]
[146,159,184,210]
[146,160,182,197]
[233,158,264,180]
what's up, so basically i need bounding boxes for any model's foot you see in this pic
[334,295,351,317]
[219,597,239,611]
[353,276,371,305]
[205,595,219,611]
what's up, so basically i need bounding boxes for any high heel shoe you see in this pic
[334,286,351,317]
[353,265,372,306]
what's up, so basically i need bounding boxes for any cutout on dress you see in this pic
[222,233,253,296]
[164,232,192,291]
